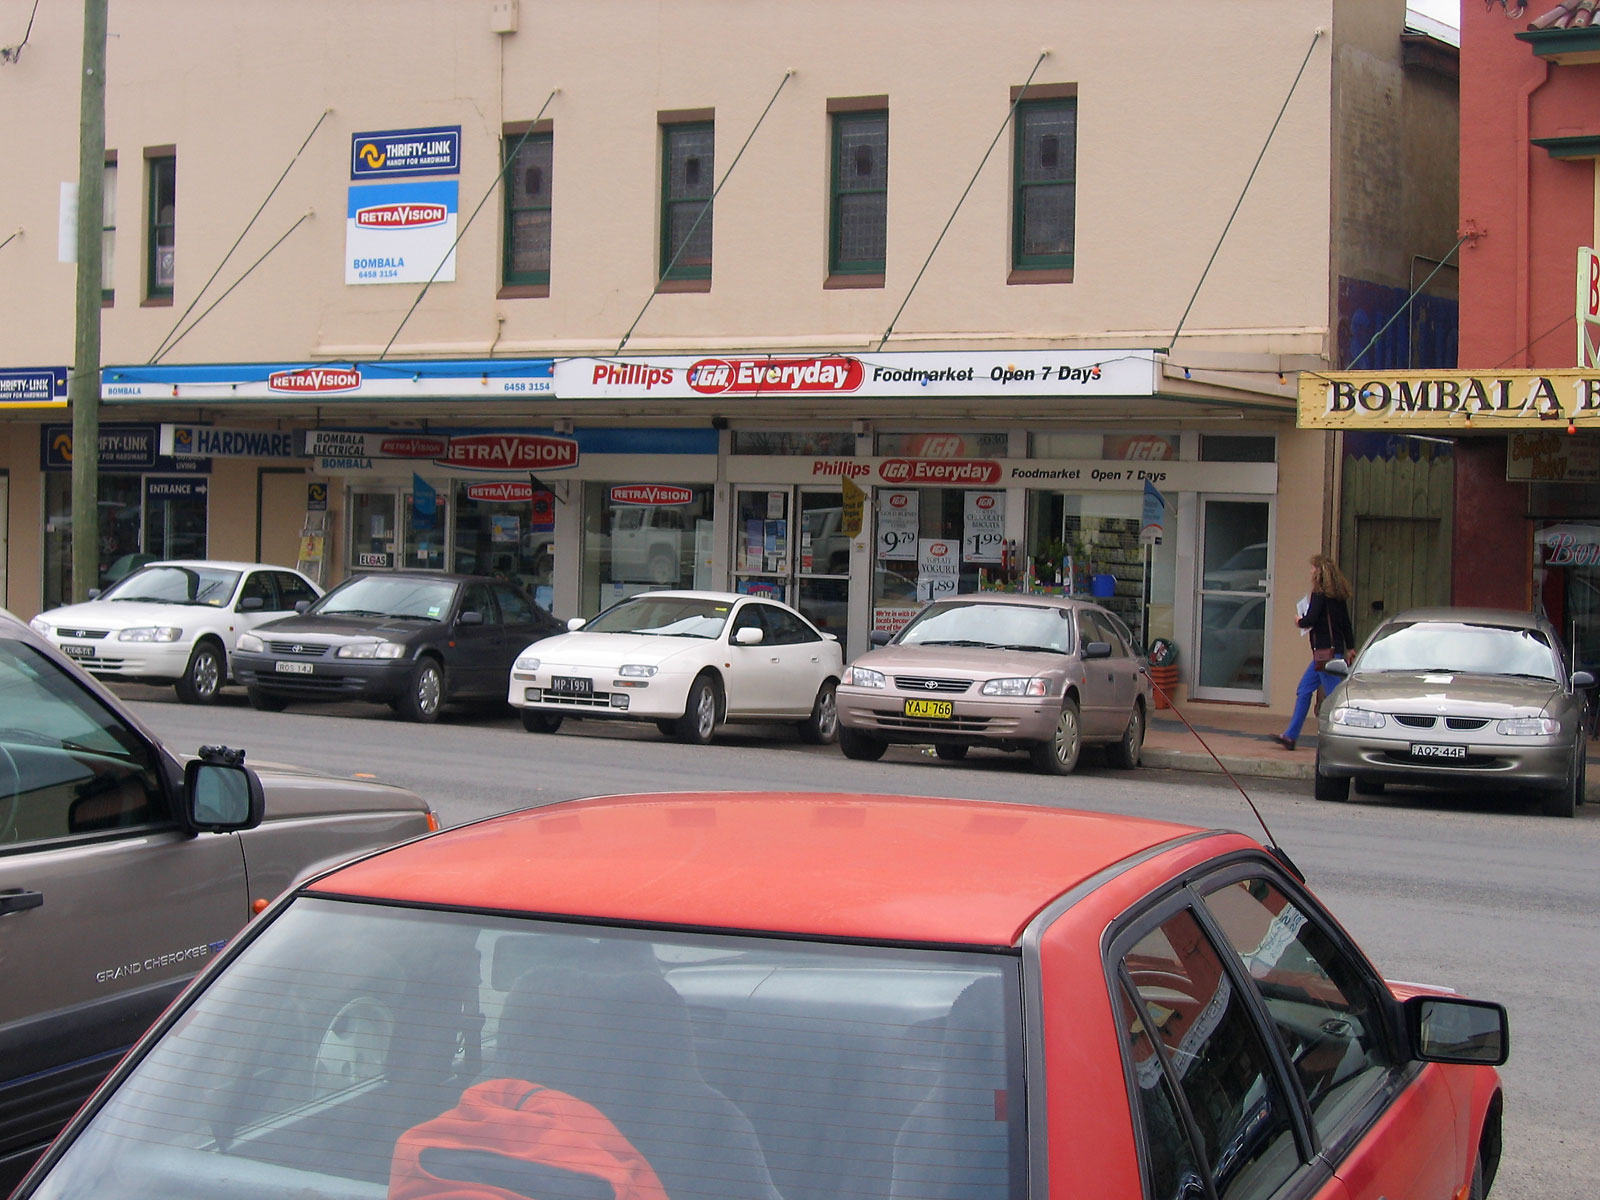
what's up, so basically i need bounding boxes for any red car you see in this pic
[13,794,1506,1200]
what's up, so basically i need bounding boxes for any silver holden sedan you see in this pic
[1314,608,1594,817]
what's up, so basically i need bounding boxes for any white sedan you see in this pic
[29,560,323,704]
[508,590,843,744]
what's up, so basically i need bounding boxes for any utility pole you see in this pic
[70,0,108,601]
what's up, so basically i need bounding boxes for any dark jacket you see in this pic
[1299,592,1355,656]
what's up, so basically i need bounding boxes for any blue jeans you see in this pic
[1283,658,1341,742]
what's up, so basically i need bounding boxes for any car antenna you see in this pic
[1142,666,1305,883]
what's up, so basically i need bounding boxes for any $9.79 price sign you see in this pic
[877,490,919,560]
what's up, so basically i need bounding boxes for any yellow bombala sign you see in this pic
[1298,369,1600,429]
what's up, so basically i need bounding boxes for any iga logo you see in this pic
[927,543,951,558]
[887,492,911,508]
[355,203,447,229]
[269,368,362,394]
[975,494,996,510]
[686,357,863,395]
[881,459,1001,486]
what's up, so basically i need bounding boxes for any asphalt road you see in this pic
[121,685,1600,1199]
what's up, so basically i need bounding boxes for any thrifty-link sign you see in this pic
[1298,370,1600,429]
[350,126,461,179]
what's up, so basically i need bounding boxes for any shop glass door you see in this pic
[731,487,852,639]
[1192,497,1272,701]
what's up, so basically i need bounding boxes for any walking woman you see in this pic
[1274,554,1356,751]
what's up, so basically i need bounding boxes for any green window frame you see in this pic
[101,156,116,305]
[502,129,552,287]
[830,110,888,275]
[660,121,714,281]
[146,152,175,300]
[1012,98,1076,271]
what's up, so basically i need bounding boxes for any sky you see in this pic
[1409,0,1461,29]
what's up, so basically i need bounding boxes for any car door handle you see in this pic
[0,888,43,916]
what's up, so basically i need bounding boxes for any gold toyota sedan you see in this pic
[1314,608,1593,816]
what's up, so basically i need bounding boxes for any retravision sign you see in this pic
[1298,369,1600,429]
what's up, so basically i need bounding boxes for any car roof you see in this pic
[918,593,1099,612]
[144,559,302,572]
[606,590,766,603]
[312,792,1227,946]
[1383,607,1546,630]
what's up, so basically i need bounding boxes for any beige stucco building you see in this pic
[0,0,1458,713]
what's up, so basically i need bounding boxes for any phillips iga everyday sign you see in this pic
[555,350,1157,399]
[1298,369,1600,429]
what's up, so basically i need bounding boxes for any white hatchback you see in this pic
[29,560,323,704]
[508,590,843,744]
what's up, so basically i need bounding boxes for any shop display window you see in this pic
[451,482,555,607]
[730,431,854,455]
[874,431,1008,458]
[42,472,208,610]
[581,482,714,615]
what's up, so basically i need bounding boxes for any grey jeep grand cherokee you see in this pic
[0,608,437,1192]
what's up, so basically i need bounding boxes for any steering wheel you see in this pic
[0,742,20,843]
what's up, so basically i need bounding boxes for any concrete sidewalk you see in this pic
[1144,698,1600,782]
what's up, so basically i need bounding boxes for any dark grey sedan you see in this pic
[231,572,563,722]
[1314,607,1593,816]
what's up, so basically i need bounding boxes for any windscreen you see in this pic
[1356,620,1560,681]
[896,601,1072,654]
[584,595,734,638]
[101,565,240,607]
[314,576,458,621]
[30,900,1025,1200]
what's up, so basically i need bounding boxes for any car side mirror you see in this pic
[459,610,484,626]
[182,751,265,834]
[567,616,588,631]
[1082,641,1112,660]
[734,626,764,646]
[869,630,893,646]
[238,596,264,611]
[87,588,101,600]
[1404,995,1508,1066]
[295,600,311,614]
[1573,670,1594,689]
[1325,658,1350,676]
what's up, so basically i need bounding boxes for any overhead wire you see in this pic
[149,107,334,364]
[379,88,561,361]
[615,70,795,355]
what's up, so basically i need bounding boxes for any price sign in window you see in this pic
[917,538,960,602]
[964,491,1005,563]
[877,489,919,560]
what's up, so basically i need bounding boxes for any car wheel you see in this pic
[675,675,720,744]
[246,687,287,713]
[1541,745,1582,817]
[175,640,224,705]
[1029,699,1082,776]
[1352,777,1385,795]
[648,550,678,586]
[838,727,887,761]
[934,743,969,761]
[1313,753,1350,802]
[1107,703,1144,770]
[520,710,563,734]
[797,680,839,744]
[655,720,679,737]
[399,659,444,724]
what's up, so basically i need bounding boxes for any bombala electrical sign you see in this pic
[1298,369,1600,429]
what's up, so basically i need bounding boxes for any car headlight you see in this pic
[1496,716,1560,736]
[844,666,885,688]
[117,626,182,643]
[1330,707,1386,729]
[514,654,542,672]
[618,664,658,678]
[29,618,50,637]
[235,633,264,653]
[337,641,406,659]
[981,676,1050,697]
